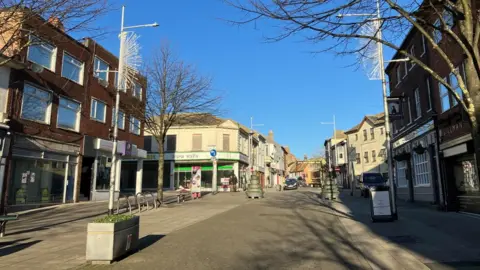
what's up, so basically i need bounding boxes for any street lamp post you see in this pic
[107,5,158,215]
[321,115,337,178]
[337,0,403,219]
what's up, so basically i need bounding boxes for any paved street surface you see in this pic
[2,188,480,269]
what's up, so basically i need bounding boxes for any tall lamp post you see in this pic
[249,117,264,180]
[321,115,338,180]
[336,0,410,219]
[107,5,158,215]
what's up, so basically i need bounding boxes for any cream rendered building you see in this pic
[144,114,250,191]
[345,113,388,187]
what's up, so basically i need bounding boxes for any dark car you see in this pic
[359,173,386,198]
[283,178,298,190]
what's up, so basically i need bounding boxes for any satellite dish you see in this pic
[31,63,44,73]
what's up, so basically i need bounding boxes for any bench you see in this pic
[0,214,18,237]
[176,191,191,204]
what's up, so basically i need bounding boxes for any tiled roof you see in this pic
[344,112,385,134]
[172,113,225,126]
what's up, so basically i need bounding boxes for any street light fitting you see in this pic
[336,14,344,18]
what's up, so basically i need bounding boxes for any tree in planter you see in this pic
[224,1,480,191]
[129,44,220,203]
[0,0,110,66]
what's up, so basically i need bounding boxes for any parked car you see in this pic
[297,178,307,187]
[359,173,387,198]
[283,178,298,190]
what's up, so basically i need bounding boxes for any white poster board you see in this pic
[191,166,202,193]
[371,190,392,216]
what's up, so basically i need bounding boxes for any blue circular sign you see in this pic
[210,149,217,157]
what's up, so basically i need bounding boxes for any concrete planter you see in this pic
[86,216,140,264]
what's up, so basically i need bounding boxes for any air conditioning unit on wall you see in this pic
[98,79,109,88]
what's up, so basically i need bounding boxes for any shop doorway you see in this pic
[80,157,94,200]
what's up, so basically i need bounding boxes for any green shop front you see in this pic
[145,151,249,191]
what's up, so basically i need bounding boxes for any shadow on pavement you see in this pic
[0,239,42,257]
[136,234,165,252]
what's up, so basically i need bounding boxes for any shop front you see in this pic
[439,121,480,213]
[145,151,249,191]
[8,134,79,205]
[83,136,146,201]
[392,120,442,204]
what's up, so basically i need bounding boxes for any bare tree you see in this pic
[224,0,480,184]
[0,0,110,66]
[130,44,221,203]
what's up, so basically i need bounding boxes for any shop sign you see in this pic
[439,121,470,143]
[393,120,434,148]
[146,151,249,161]
[95,138,114,152]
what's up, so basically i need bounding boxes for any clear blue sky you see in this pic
[84,0,391,158]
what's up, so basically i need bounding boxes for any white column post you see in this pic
[136,159,143,195]
[115,156,122,192]
[170,161,175,190]
[63,156,70,203]
[212,159,218,192]
[90,153,99,202]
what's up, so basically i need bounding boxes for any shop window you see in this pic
[58,97,80,131]
[21,83,52,124]
[95,156,111,190]
[396,160,408,187]
[413,152,430,186]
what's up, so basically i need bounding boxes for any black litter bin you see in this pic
[369,185,394,222]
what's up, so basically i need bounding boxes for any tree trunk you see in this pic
[157,138,165,203]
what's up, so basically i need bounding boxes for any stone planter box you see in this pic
[86,216,140,264]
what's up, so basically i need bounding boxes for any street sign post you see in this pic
[210,146,217,193]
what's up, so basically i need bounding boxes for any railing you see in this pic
[116,192,158,214]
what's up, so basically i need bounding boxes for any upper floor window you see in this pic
[114,73,126,92]
[133,82,142,100]
[363,129,367,141]
[396,66,402,86]
[21,83,52,124]
[439,64,466,112]
[130,116,141,135]
[27,35,56,71]
[439,79,450,112]
[380,128,384,135]
[426,77,432,111]
[407,97,413,124]
[58,97,80,131]
[355,134,358,141]
[192,134,202,151]
[166,135,176,151]
[94,56,109,82]
[409,45,416,70]
[223,134,230,151]
[372,150,376,162]
[62,53,84,85]
[370,128,374,140]
[414,88,421,119]
[421,35,427,56]
[364,151,369,163]
[339,153,343,159]
[356,153,360,164]
[450,67,464,107]
[111,108,125,130]
[433,19,442,43]
[90,98,106,123]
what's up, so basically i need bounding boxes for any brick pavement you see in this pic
[0,191,247,270]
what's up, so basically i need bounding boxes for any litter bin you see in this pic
[369,185,394,222]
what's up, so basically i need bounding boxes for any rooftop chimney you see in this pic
[268,130,274,143]
[48,16,64,32]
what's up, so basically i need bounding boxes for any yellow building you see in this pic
[345,113,388,186]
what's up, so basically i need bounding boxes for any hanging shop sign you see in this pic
[387,97,403,121]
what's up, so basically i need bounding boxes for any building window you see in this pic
[94,56,109,82]
[407,97,412,124]
[421,34,426,56]
[370,128,375,140]
[413,151,430,186]
[426,77,432,111]
[21,83,52,123]
[339,153,343,159]
[223,134,230,151]
[111,108,125,130]
[414,88,421,119]
[356,153,360,164]
[433,19,442,43]
[130,116,141,135]
[409,45,416,70]
[192,134,202,151]
[439,79,450,112]
[450,68,463,107]
[27,35,56,71]
[133,82,142,100]
[396,160,408,187]
[444,10,454,28]
[62,53,84,85]
[364,152,369,163]
[380,128,384,135]
[372,150,376,162]
[355,134,358,141]
[114,73,126,92]
[90,98,106,123]
[396,65,403,86]
[363,129,367,141]
[57,97,80,131]
[166,135,176,151]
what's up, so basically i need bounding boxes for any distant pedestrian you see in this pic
[231,174,238,192]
